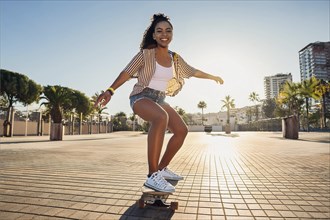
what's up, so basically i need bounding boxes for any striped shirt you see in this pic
[123,48,197,97]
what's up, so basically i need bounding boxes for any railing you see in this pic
[0,119,113,137]
[237,118,282,131]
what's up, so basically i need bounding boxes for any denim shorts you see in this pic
[129,87,167,110]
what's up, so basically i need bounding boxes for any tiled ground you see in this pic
[0,132,329,220]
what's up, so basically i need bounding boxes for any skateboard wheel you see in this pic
[170,202,178,210]
[138,199,145,208]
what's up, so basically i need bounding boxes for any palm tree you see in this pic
[221,95,235,134]
[91,92,108,133]
[277,81,304,137]
[249,92,260,121]
[175,106,186,116]
[91,92,108,121]
[174,106,189,125]
[299,77,321,131]
[315,80,330,128]
[197,101,207,125]
[40,85,73,140]
[41,86,72,123]
[41,85,91,140]
[277,81,303,116]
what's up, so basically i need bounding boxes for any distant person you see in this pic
[95,13,224,192]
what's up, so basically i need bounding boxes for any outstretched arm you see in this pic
[192,70,224,85]
[94,71,131,108]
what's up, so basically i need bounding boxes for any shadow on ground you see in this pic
[0,137,114,144]
[270,136,330,144]
[208,133,240,138]
[120,204,175,220]
[0,139,52,144]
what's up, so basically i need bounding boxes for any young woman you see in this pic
[95,13,224,192]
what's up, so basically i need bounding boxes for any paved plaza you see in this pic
[0,131,329,220]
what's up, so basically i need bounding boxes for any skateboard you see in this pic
[137,185,179,210]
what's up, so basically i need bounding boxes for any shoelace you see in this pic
[151,171,169,189]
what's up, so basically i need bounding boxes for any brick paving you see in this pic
[0,131,329,220]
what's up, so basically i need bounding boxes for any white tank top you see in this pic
[148,62,173,91]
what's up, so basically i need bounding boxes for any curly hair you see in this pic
[140,13,173,50]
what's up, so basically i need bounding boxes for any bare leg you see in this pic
[158,104,188,170]
[133,98,169,175]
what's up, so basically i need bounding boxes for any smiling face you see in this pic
[153,21,173,48]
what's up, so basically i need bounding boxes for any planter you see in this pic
[282,115,299,139]
[225,124,231,134]
[204,126,212,133]
[50,123,63,141]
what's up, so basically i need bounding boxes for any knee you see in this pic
[154,111,169,125]
[182,125,188,137]
[174,124,188,137]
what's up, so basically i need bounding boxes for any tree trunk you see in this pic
[50,123,63,141]
[37,112,42,136]
[79,113,82,135]
[305,97,309,132]
[322,94,327,128]
[255,106,259,121]
[201,108,204,125]
[3,106,14,137]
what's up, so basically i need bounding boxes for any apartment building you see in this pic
[299,41,330,82]
[264,73,293,99]
[299,41,330,125]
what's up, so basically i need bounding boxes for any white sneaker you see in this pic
[144,171,175,193]
[160,167,184,181]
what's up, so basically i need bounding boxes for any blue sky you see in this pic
[1,1,329,116]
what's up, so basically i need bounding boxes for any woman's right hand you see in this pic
[94,91,112,108]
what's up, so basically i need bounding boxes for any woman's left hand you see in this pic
[193,70,224,85]
[213,76,224,85]
[94,91,112,108]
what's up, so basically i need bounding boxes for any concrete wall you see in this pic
[0,119,50,136]
[0,119,111,137]
[188,125,223,132]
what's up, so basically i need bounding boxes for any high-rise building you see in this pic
[299,41,330,82]
[299,41,330,127]
[264,73,292,99]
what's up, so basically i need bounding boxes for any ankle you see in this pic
[147,170,159,178]
[158,166,167,171]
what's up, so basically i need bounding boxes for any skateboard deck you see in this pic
[137,185,179,210]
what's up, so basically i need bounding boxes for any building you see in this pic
[264,73,292,99]
[185,111,237,131]
[299,41,330,127]
[299,41,330,82]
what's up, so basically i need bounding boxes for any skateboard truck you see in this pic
[137,186,179,210]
